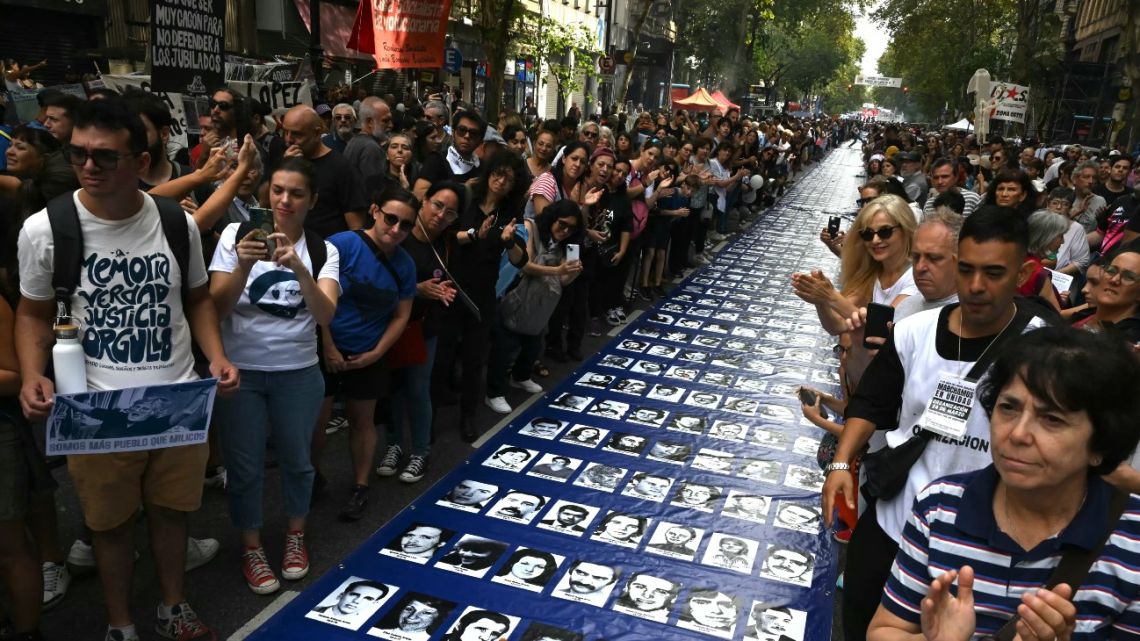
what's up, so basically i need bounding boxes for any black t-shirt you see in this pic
[594,187,633,255]
[304,151,369,239]
[1096,194,1140,232]
[1093,182,1127,204]
[453,201,520,306]
[401,233,449,338]
[419,149,481,185]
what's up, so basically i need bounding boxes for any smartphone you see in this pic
[863,302,894,349]
[248,207,276,258]
[797,387,817,406]
[566,243,580,262]
[828,216,841,239]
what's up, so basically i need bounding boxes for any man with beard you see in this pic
[383,524,448,560]
[554,561,619,605]
[539,503,591,533]
[344,97,393,186]
[490,491,546,521]
[320,103,356,154]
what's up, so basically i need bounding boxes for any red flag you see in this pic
[349,0,453,69]
[347,0,375,54]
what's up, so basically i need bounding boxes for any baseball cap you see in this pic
[315,104,332,116]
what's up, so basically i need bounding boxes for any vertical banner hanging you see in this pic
[149,0,226,94]
[349,0,453,69]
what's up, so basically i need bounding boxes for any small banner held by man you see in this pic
[987,81,1030,124]
[47,379,219,456]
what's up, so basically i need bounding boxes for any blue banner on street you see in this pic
[252,193,843,641]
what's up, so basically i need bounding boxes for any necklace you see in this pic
[956,304,1018,379]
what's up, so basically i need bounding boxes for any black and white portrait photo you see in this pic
[738,458,781,484]
[527,453,581,481]
[675,589,741,640]
[482,445,538,472]
[598,354,633,370]
[648,312,675,325]
[701,372,733,387]
[617,339,649,353]
[572,462,627,492]
[723,397,760,416]
[436,480,498,513]
[784,465,825,493]
[792,436,821,457]
[552,560,621,607]
[576,372,615,389]
[678,350,710,363]
[700,533,759,574]
[367,594,455,641]
[772,501,823,534]
[667,413,707,435]
[518,622,583,641]
[586,398,629,420]
[664,366,699,382]
[662,330,692,343]
[646,344,680,359]
[537,500,598,536]
[691,448,736,474]
[559,425,608,448]
[675,317,703,329]
[647,383,685,403]
[435,535,509,578]
[590,511,649,547]
[751,428,787,450]
[744,603,807,641]
[630,360,664,376]
[491,548,563,592]
[722,491,771,524]
[380,523,453,564]
[628,406,668,428]
[551,393,593,412]
[670,481,721,512]
[684,390,722,409]
[709,420,748,442]
[611,573,682,623]
[439,607,518,641]
[759,544,815,588]
[306,577,396,630]
[487,490,548,524]
[518,416,567,440]
[620,472,673,502]
[647,440,692,465]
[603,432,647,456]
[645,522,703,560]
[612,378,649,396]
[632,327,661,340]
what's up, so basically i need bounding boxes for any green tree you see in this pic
[518,16,602,112]
[470,0,526,120]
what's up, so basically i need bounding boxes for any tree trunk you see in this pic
[480,0,519,120]
[617,0,656,106]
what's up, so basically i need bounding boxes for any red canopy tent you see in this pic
[710,90,740,111]
[673,88,722,112]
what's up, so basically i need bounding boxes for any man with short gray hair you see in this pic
[345,96,393,186]
[1070,160,1107,233]
[893,209,961,322]
[321,103,357,154]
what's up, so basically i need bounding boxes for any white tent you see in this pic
[944,118,974,131]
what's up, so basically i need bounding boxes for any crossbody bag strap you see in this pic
[353,230,403,289]
[990,487,1130,641]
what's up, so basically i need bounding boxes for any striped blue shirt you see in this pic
[883,465,1140,639]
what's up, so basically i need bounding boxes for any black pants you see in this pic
[842,501,899,641]
[590,250,630,314]
[435,300,493,416]
[692,211,709,253]
[547,250,595,353]
[669,212,695,275]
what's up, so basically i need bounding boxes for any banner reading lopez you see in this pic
[349,0,453,69]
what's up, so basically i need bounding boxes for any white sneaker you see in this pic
[185,537,220,572]
[67,539,96,575]
[42,561,70,609]
[485,396,512,414]
[509,378,543,393]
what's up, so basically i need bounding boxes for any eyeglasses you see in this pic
[333,114,355,121]
[1103,264,1140,285]
[582,130,599,139]
[208,98,233,111]
[833,344,850,356]
[992,155,1004,162]
[857,224,901,242]
[381,212,415,232]
[856,197,874,207]
[65,145,136,170]
[429,199,459,219]
[453,124,480,139]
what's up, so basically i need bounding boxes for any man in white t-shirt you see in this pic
[892,210,960,322]
[16,97,238,641]
[822,206,1050,641]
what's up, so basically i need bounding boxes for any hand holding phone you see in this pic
[828,216,841,239]
[248,207,277,258]
[863,302,894,349]
[566,243,580,262]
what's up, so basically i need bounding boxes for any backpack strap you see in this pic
[46,192,83,323]
[306,231,327,278]
[153,195,192,303]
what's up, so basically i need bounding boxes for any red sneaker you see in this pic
[834,528,853,544]
[282,531,309,581]
[241,547,280,595]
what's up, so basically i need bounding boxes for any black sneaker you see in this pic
[337,485,369,522]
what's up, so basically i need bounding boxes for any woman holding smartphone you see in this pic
[208,158,341,595]
[312,189,418,522]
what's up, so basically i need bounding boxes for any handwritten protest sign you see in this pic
[47,379,218,456]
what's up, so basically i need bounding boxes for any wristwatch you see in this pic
[825,462,851,474]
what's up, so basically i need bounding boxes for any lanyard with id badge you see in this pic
[919,307,1021,440]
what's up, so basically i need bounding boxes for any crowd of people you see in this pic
[791,120,1140,640]
[0,77,849,641]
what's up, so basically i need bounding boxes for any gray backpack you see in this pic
[500,242,563,336]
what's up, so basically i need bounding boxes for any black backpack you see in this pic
[47,191,191,320]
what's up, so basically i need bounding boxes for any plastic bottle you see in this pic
[52,324,87,395]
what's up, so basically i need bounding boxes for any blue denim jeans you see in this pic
[216,365,324,530]
[387,337,438,456]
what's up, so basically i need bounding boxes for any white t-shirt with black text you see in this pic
[18,191,208,391]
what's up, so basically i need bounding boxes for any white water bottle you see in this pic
[52,324,87,395]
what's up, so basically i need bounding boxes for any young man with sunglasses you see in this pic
[16,97,239,641]
[823,207,1052,641]
[413,111,486,200]
[208,87,239,143]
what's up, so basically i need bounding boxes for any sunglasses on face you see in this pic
[453,124,480,139]
[208,98,233,111]
[582,130,599,139]
[333,114,355,121]
[858,224,900,242]
[856,197,874,207]
[1103,264,1140,285]
[65,145,135,170]
[381,211,415,232]
[554,219,578,232]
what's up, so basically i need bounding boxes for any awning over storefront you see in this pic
[293,0,372,61]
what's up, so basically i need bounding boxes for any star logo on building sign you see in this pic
[1007,87,1019,99]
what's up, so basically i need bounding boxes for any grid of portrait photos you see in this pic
[262,172,856,641]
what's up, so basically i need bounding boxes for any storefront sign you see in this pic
[149,0,225,94]
[349,0,453,69]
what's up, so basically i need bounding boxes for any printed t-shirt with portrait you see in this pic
[326,231,416,355]
[209,223,341,370]
[17,192,207,391]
